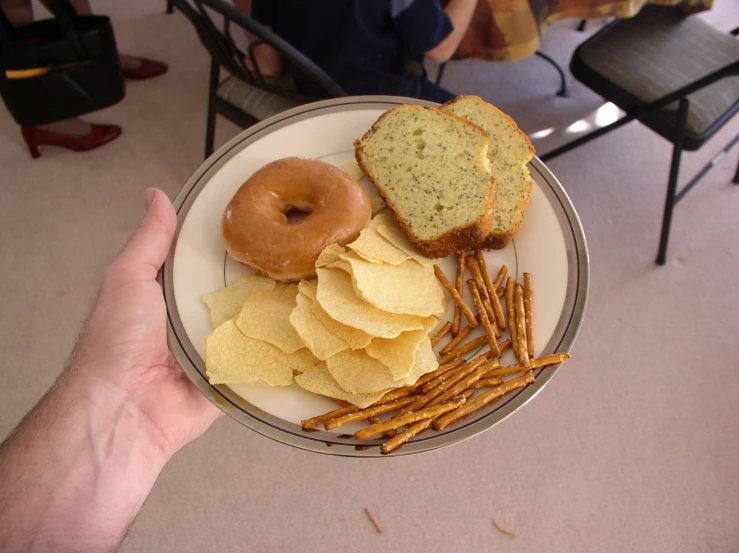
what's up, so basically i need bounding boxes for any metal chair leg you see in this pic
[656,98,690,265]
[205,58,219,159]
[577,19,587,32]
[166,0,174,14]
[534,51,569,97]
[436,62,446,86]
[733,154,739,184]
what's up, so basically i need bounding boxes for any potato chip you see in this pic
[369,194,386,215]
[327,337,437,393]
[206,319,313,386]
[315,267,428,338]
[300,280,373,349]
[326,348,400,394]
[315,243,346,268]
[365,317,437,380]
[235,289,304,354]
[405,337,438,383]
[202,275,276,329]
[278,283,299,299]
[376,219,437,267]
[295,363,390,408]
[330,253,446,317]
[346,221,409,265]
[340,160,365,180]
[289,290,349,360]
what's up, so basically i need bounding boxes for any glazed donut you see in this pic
[222,157,372,281]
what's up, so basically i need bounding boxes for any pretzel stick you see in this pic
[493,520,517,538]
[430,322,453,347]
[497,287,505,298]
[474,251,497,298]
[368,415,397,438]
[324,396,416,430]
[497,339,512,356]
[438,335,487,365]
[426,360,492,408]
[421,372,455,394]
[493,264,508,290]
[485,353,571,378]
[302,405,358,430]
[379,391,474,454]
[466,255,489,300]
[381,417,436,454]
[412,359,463,390]
[433,371,535,430]
[481,296,496,325]
[524,273,534,358]
[482,340,510,360]
[407,356,490,412]
[452,252,466,336]
[434,265,478,328]
[471,376,505,389]
[373,386,414,405]
[365,509,383,533]
[303,386,414,430]
[468,280,500,359]
[424,357,498,391]
[439,325,472,355]
[488,299,502,338]
[478,295,501,337]
[488,280,506,330]
[515,283,530,368]
[355,397,467,439]
[331,399,353,407]
[506,277,518,360]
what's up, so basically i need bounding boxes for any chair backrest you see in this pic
[170,0,346,101]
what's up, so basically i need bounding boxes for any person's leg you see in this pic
[0,0,34,26]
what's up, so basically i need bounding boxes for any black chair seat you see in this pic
[216,74,304,122]
[571,5,739,150]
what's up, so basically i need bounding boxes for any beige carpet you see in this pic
[1,1,738,551]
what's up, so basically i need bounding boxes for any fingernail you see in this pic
[144,188,156,210]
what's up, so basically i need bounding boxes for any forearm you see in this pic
[0,370,167,552]
[426,0,478,63]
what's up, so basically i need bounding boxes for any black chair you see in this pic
[541,6,739,265]
[170,0,346,158]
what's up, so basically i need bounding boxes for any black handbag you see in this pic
[0,0,125,126]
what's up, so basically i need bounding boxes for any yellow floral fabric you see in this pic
[457,0,714,61]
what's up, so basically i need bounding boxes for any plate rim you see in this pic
[163,95,590,457]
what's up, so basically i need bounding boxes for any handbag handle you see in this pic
[43,0,87,57]
[0,8,15,51]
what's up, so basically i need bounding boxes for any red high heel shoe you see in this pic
[21,124,122,158]
[122,57,168,80]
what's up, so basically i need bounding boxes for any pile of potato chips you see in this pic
[204,211,447,408]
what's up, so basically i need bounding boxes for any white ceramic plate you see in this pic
[163,96,588,457]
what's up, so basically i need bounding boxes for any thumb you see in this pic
[112,188,177,277]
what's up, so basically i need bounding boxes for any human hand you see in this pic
[68,188,222,461]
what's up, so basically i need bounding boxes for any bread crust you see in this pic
[441,96,535,250]
[354,105,496,258]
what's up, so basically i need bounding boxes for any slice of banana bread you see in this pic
[442,96,535,249]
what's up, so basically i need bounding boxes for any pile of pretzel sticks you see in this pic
[302,251,570,454]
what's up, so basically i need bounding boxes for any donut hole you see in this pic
[282,205,313,224]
